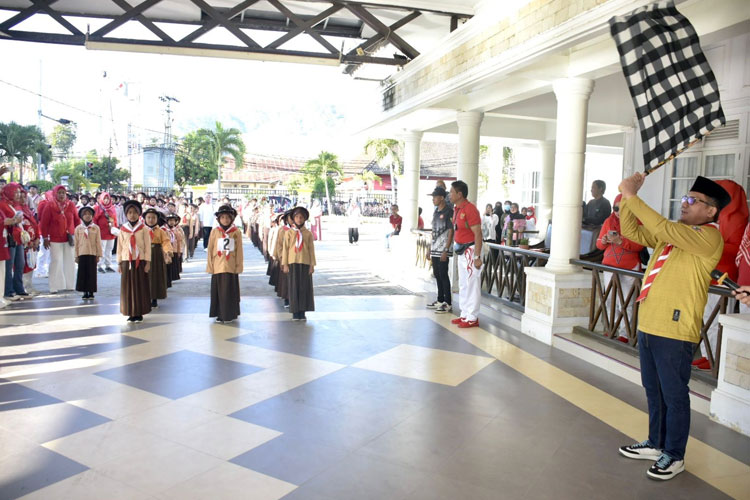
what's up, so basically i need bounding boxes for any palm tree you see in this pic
[364,138,402,203]
[0,122,47,184]
[355,169,382,192]
[196,121,246,197]
[304,151,343,216]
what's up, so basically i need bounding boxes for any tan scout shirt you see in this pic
[206,226,244,274]
[74,223,103,257]
[281,227,316,267]
[116,221,152,263]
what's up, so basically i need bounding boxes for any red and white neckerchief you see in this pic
[162,225,175,245]
[637,222,719,303]
[146,224,157,241]
[737,223,750,268]
[217,225,238,260]
[292,226,304,253]
[120,220,144,269]
[78,222,91,239]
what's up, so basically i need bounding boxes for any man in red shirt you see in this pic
[449,180,483,328]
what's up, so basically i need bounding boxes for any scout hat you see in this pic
[215,204,237,219]
[690,176,731,211]
[291,206,309,221]
[78,206,95,218]
[122,199,142,215]
[165,213,181,221]
[142,207,160,221]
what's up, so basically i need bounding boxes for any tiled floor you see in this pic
[0,240,748,499]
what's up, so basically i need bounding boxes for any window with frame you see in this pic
[668,151,741,219]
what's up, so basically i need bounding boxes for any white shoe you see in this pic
[426,301,440,309]
[0,299,8,309]
[435,303,452,314]
[619,441,662,461]
[647,454,685,480]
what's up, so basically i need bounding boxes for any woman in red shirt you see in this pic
[41,185,77,293]
[93,192,119,273]
[596,194,645,343]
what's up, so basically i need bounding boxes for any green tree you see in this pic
[355,169,382,191]
[364,138,402,202]
[196,122,246,196]
[50,160,89,192]
[83,151,130,190]
[303,151,343,215]
[49,123,77,159]
[175,131,217,186]
[0,122,48,184]
[285,173,306,194]
[311,177,336,201]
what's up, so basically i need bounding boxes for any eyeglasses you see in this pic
[681,195,715,207]
[612,206,619,212]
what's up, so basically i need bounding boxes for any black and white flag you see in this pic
[609,1,724,172]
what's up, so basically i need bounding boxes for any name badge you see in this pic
[220,236,236,253]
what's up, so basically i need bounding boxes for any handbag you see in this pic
[453,241,474,255]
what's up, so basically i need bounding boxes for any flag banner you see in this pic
[609,1,724,172]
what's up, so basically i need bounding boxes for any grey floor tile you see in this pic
[94,350,263,399]
[0,380,61,411]
[0,446,87,500]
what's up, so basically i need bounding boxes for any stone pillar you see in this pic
[538,140,555,239]
[711,313,750,436]
[399,130,423,230]
[546,78,595,273]
[520,78,594,345]
[456,111,484,203]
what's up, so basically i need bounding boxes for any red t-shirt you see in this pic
[452,200,481,244]
[418,216,424,230]
[389,214,402,232]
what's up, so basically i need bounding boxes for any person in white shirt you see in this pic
[199,195,215,249]
[481,204,498,242]
[347,200,361,244]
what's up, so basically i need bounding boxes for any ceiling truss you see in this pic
[0,0,471,69]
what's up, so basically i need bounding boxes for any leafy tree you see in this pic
[311,177,336,201]
[196,122,246,196]
[49,123,77,159]
[175,131,217,186]
[50,160,89,192]
[303,151,343,216]
[364,138,401,202]
[85,151,130,191]
[355,169,382,191]
[285,173,305,194]
[0,122,48,184]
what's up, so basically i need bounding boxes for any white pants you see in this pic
[457,246,482,322]
[35,238,50,277]
[101,239,115,268]
[49,242,75,292]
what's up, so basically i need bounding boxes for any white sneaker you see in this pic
[619,440,662,460]
[426,301,440,309]
[647,453,685,480]
[435,303,452,314]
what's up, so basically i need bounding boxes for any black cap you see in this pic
[78,206,95,218]
[122,199,142,215]
[690,176,732,210]
[428,186,447,197]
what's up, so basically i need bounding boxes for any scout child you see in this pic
[117,200,151,322]
[166,213,183,281]
[74,206,102,300]
[143,208,172,309]
[281,206,316,321]
[206,204,243,324]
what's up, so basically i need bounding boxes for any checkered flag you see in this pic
[609,1,725,172]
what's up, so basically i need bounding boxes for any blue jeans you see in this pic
[637,330,694,460]
[4,244,26,297]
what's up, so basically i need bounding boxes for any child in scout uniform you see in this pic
[159,214,175,289]
[275,210,293,307]
[74,206,102,300]
[117,200,151,322]
[189,204,200,259]
[166,213,183,281]
[281,206,316,321]
[206,204,243,324]
[143,208,172,309]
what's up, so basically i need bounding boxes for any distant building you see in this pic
[130,146,175,189]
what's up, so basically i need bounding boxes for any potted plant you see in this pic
[518,237,530,250]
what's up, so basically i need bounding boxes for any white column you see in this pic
[538,140,555,238]
[456,111,484,204]
[546,78,594,273]
[398,131,423,230]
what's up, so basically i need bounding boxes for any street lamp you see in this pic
[40,113,75,126]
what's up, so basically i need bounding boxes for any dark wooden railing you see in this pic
[572,259,740,378]
[481,243,549,310]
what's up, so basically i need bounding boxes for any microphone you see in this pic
[710,270,747,295]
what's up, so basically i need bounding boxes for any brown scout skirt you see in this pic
[209,272,241,321]
[287,263,314,314]
[149,244,168,299]
[120,261,151,316]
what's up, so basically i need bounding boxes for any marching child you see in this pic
[74,206,102,300]
[206,204,243,323]
[281,206,316,321]
[189,204,201,259]
[117,200,151,322]
[143,208,172,308]
[166,213,183,281]
[275,211,292,307]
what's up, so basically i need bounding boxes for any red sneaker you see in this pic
[458,319,479,328]
[692,356,708,367]
[696,359,712,371]
[616,336,630,344]
[451,317,465,325]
